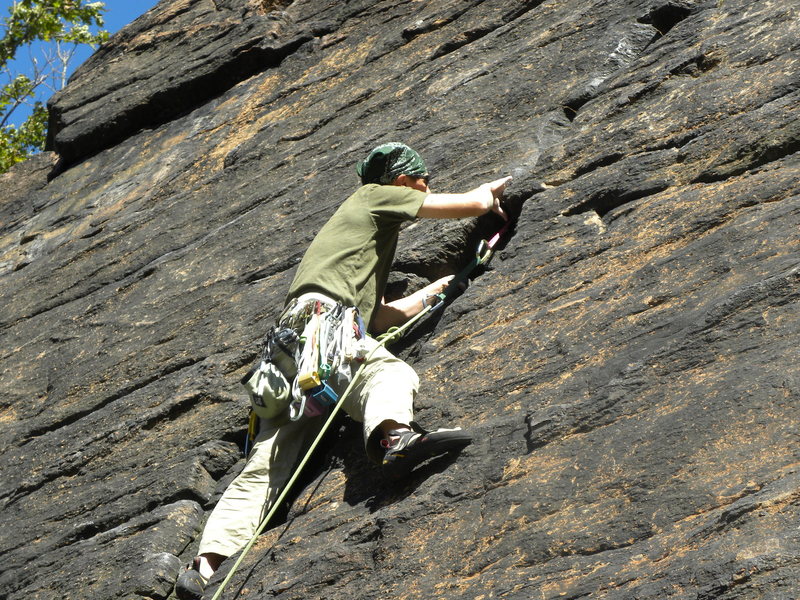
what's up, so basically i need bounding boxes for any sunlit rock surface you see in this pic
[1,0,798,598]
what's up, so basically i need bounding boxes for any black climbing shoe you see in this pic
[381,424,472,480]
[175,559,207,600]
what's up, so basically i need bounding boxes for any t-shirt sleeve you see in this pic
[366,184,427,224]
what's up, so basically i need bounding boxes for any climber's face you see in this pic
[393,173,431,193]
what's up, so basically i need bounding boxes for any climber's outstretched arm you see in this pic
[417,176,512,220]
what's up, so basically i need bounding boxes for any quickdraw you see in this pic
[437,219,510,305]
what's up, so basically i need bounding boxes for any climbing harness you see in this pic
[282,294,369,420]
[243,295,369,450]
[213,220,511,600]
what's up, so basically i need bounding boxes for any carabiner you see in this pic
[476,239,494,266]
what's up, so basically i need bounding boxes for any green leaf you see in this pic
[0,104,48,172]
[0,1,107,172]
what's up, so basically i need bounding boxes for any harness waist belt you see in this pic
[280,292,341,328]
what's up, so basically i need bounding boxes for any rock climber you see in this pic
[176,142,511,599]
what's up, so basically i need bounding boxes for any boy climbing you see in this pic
[176,142,511,599]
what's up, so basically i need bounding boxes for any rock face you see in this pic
[1,0,798,598]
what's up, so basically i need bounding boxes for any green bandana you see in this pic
[356,142,428,185]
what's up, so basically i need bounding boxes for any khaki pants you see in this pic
[197,336,417,558]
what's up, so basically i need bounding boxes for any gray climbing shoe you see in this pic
[175,559,207,600]
[381,424,472,480]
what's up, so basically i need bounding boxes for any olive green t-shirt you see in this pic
[287,184,427,330]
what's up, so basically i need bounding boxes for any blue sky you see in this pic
[2,0,161,128]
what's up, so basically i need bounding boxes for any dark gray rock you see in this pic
[0,151,58,235]
[46,0,314,164]
[1,0,798,599]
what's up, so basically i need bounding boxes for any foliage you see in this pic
[1,1,107,173]
[0,97,46,171]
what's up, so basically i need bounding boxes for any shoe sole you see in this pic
[383,429,472,480]
[175,570,206,600]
